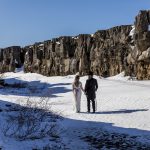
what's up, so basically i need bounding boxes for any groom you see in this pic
[85,71,98,113]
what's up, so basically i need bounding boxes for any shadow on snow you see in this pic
[0,77,72,98]
[0,99,150,149]
[80,109,149,114]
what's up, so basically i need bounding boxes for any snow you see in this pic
[91,34,94,37]
[129,25,135,50]
[29,46,33,49]
[39,43,44,47]
[129,25,135,38]
[25,51,28,55]
[14,66,24,73]
[72,36,79,40]
[0,72,150,149]
[56,41,60,45]
[14,59,18,64]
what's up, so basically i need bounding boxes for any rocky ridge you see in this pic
[0,10,150,80]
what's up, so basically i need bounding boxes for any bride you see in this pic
[72,75,84,113]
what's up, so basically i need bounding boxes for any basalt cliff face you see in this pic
[126,10,150,79]
[0,46,24,73]
[23,25,132,77]
[1,10,150,79]
[24,25,131,77]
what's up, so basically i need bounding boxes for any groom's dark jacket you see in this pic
[85,78,98,100]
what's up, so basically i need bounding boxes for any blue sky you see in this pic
[0,0,150,48]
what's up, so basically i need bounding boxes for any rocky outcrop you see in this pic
[90,26,131,76]
[24,35,93,76]
[24,37,77,76]
[0,46,24,73]
[1,10,150,80]
[23,25,132,77]
[127,10,150,79]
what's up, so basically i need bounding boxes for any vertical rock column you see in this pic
[0,46,22,73]
[131,10,150,79]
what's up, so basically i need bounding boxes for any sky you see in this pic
[0,0,150,48]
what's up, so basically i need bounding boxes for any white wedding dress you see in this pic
[72,82,82,112]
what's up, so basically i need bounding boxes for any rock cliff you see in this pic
[0,46,24,73]
[23,25,132,77]
[1,10,150,80]
[126,10,150,79]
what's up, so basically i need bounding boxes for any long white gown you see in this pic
[72,82,82,112]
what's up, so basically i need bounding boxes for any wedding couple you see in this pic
[72,71,98,113]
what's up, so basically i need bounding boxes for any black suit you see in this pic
[85,78,98,112]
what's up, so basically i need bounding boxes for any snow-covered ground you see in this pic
[0,71,150,149]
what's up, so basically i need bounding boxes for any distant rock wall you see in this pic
[0,46,23,73]
[127,10,150,79]
[1,10,150,80]
[23,25,132,77]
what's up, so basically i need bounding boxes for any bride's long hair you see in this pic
[74,75,80,87]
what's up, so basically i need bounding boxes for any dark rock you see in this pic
[0,46,23,73]
[127,10,150,79]
[0,79,5,86]
[23,26,131,77]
